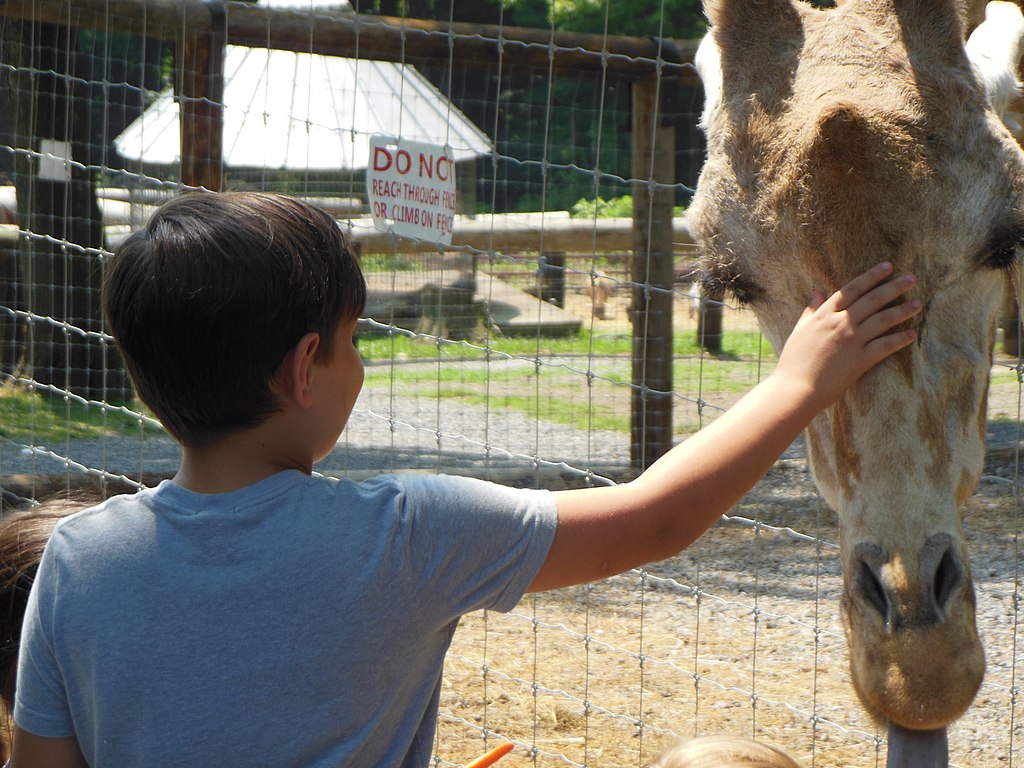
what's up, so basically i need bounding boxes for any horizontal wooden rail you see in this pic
[103,213,697,257]
[349,214,696,256]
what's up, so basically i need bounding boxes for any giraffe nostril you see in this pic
[851,537,966,632]
[856,558,890,621]
[931,547,963,615]
[852,542,894,628]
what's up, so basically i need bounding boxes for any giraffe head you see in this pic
[690,0,1024,731]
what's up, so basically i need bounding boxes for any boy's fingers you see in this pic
[864,327,918,362]
[828,262,895,310]
[843,273,918,324]
[858,297,922,339]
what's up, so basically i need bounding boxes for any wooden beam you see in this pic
[350,214,695,256]
[0,0,212,36]
[177,0,225,190]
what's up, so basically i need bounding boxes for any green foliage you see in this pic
[358,328,771,363]
[355,0,706,35]
[571,195,634,219]
[570,195,688,218]
[360,252,418,272]
[549,0,706,38]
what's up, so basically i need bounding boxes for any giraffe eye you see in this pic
[989,242,1021,272]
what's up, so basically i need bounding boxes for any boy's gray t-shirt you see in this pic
[14,470,557,767]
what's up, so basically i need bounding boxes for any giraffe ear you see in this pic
[694,31,722,136]
[702,0,803,35]
[701,0,807,106]
[886,0,966,54]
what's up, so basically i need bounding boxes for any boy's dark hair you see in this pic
[103,192,366,447]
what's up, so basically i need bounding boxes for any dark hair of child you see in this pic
[0,497,90,761]
[103,192,367,447]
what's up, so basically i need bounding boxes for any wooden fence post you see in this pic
[1001,276,1021,356]
[178,0,225,191]
[697,288,724,354]
[538,252,566,308]
[631,78,675,471]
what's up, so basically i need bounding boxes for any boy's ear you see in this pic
[273,332,320,410]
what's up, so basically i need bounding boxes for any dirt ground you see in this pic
[434,286,1024,768]
[437,458,1024,768]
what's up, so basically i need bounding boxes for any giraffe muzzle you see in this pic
[853,533,965,633]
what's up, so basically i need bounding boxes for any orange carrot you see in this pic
[461,741,514,768]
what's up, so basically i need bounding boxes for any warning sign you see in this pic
[366,136,457,245]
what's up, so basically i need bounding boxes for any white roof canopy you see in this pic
[114,43,493,170]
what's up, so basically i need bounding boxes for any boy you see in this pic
[11,192,920,767]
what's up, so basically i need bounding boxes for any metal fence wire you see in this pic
[0,2,1022,766]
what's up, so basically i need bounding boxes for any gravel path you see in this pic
[0,382,638,489]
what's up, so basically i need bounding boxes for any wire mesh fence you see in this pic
[0,1,1022,766]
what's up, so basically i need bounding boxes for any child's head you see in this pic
[103,192,366,447]
[0,497,89,758]
[648,736,801,768]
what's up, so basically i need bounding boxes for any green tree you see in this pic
[355,0,706,35]
[550,0,705,38]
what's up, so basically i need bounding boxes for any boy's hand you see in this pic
[534,261,922,595]
[775,261,921,410]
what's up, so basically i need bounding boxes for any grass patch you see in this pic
[0,329,774,443]
[991,366,1022,387]
[360,252,418,273]
[361,333,775,434]
[434,386,628,433]
[358,328,773,363]
[0,385,159,444]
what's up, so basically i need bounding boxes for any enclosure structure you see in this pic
[0,0,706,470]
[0,1,1022,766]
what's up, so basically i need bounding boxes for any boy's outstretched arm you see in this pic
[10,727,88,768]
[530,262,921,593]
